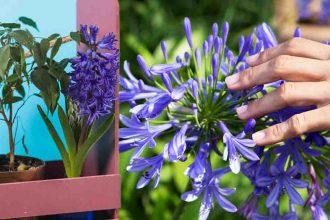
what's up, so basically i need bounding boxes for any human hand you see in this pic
[225,38,330,146]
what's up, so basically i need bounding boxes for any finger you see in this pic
[247,38,330,66]
[236,81,330,120]
[252,104,330,145]
[226,56,330,90]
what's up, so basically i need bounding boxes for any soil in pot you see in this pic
[0,155,45,183]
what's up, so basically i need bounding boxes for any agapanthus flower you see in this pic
[120,17,330,219]
[68,25,119,125]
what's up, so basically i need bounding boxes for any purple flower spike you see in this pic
[195,48,202,70]
[222,22,229,45]
[167,123,189,162]
[212,22,219,38]
[238,35,245,53]
[184,17,193,49]
[255,23,278,49]
[293,27,301,38]
[208,75,214,88]
[212,53,219,80]
[161,41,168,61]
[69,25,119,125]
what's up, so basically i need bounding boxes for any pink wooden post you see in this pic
[0,1,120,219]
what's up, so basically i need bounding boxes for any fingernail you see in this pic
[236,105,248,117]
[252,131,266,142]
[246,53,259,65]
[225,74,239,86]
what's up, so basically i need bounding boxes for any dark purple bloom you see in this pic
[219,120,259,174]
[68,25,119,125]
[252,201,297,220]
[256,165,308,208]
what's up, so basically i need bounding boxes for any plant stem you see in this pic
[172,182,191,220]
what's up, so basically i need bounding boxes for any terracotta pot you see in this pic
[0,155,45,183]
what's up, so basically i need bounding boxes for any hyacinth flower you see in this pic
[38,25,119,177]
[120,17,330,219]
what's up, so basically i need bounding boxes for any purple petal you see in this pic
[266,182,281,208]
[213,187,237,212]
[181,190,202,202]
[284,181,304,205]
[184,17,193,49]
[161,41,168,61]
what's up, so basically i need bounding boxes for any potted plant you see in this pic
[37,25,119,178]
[0,19,47,183]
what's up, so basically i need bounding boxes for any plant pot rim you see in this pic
[0,154,45,174]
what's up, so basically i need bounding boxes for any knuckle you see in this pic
[259,49,270,61]
[278,82,295,105]
[288,114,306,135]
[243,67,255,84]
[270,55,289,72]
[272,124,283,139]
[286,38,302,54]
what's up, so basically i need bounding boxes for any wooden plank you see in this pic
[0,174,120,219]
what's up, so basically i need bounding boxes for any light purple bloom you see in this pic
[220,120,259,174]
[127,153,166,188]
[184,17,193,49]
[161,41,168,61]
[167,123,189,162]
[182,163,237,220]
[222,22,229,45]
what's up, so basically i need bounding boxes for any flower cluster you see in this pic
[68,25,119,125]
[120,18,330,219]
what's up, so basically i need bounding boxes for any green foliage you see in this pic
[38,105,114,178]
[18,16,39,31]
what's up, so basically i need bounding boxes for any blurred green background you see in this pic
[118,0,328,219]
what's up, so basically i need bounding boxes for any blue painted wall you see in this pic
[0,0,76,160]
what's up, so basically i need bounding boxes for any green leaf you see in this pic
[6,73,19,83]
[50,37,62,61]
[32,42,44,66]
[10,30,34,50]
[3,96,23,104]
[37,105,71,177]
[70,31,81,44]
[18,16,39,31]
[16,84,25,98]
[58,106,77,160]
[0,45,11,79]
[73,115,114,177]
[31,68,50,93]
[47,33,60,41]
[0,23,20,28]
[40,39,50,57]
[49,77,59,113]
